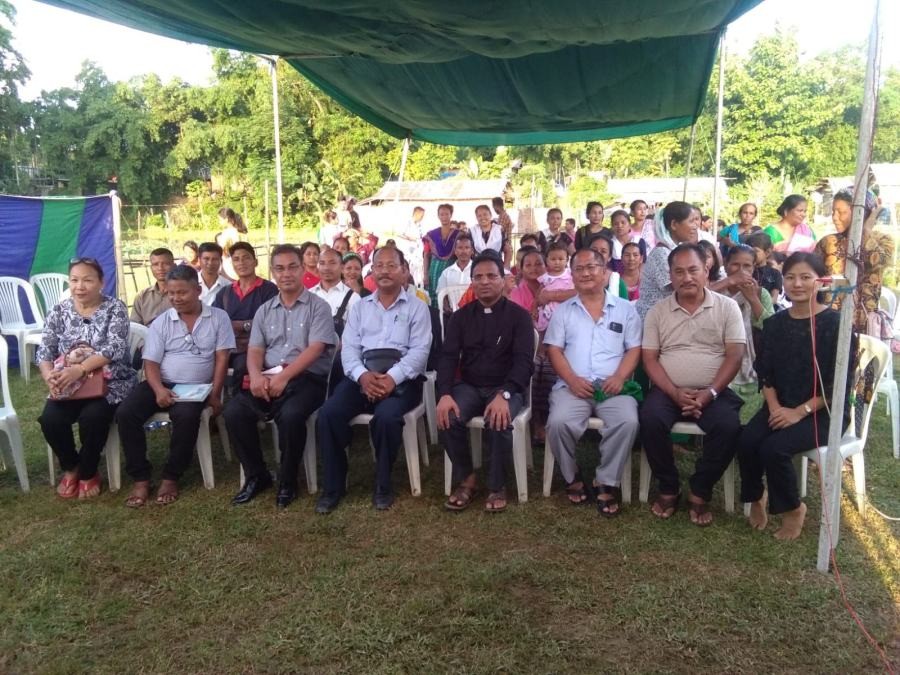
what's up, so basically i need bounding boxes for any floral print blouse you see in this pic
[36,296,136,404]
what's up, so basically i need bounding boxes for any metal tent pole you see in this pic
[816,0,883,573]
[267,57,285,243]
[683,122,698,201]
[109,190,125,303]
[712,31,726,238]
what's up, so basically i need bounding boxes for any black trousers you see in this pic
[317,376,422,498]
[738,406,831,514]
[223,373,327,488]
[440,382,523,492]
[639,386,743,501]
[39,397,116,480]
[116,380,206,482]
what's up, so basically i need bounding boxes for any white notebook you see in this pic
[171,383,213,402]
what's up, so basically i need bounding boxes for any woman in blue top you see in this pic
[718,202,759,253]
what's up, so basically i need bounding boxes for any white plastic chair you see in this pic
[238,414,319,494]
[0,337,29,491]
[443,330,538,503]
[29,273,70,317]
[45,323,149,492]
[0,276,44,378]
[541,418,635,505]
[879,287,897,324]
[437,284,471,337]
[637,421,737,513]
[347,401,429,496]
[798,335,888,528]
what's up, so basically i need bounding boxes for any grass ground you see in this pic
[0,369,898,674]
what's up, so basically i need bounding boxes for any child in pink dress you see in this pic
[536,244,573,331]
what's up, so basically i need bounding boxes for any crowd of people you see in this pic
[34,191,894,541]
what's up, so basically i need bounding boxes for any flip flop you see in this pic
[125,482,152,508]
[651,493,681,519]
[77,474,102,500]
[688,499,713,527]
[564,480,589,505]
[445,484,476,512]
[485,489,507,513]
[57,474,79,499]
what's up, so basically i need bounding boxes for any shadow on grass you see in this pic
[0,372,897,673]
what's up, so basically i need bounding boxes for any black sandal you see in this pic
[651,492,681,519]
[564,480,589,505]
[595,485,622,518]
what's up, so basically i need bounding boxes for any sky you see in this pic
[8,0,900,102]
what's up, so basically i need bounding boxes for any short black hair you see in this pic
[629,199,648,212]
[621,241,645,262]
[745,231,773,252]
[372,245,406,267]
[455,233,474,246]
[662,201,693,230]
[229,241,256,258]
[546,242,569,257]
[472,250,504,276]
[570,248,607,270]
[150,247,174,260]
[585,201,604,217]
[667,242,706,268]
[298,241,320,259]
[587,232,614,253]
[724,244,755,263]
[68,257,104,281]
[270,244,301,261]
[198,242,223,257]
[547,207,563,220]
[166,264,201,284]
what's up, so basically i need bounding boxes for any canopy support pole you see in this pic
[712,31,726,238]
[265,56,285,243]
[683,122,697,201]
[817,0,882,573]
[397,135,410,196]
[110,191,125,303]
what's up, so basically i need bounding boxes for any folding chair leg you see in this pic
[542,443,555,497]
[621,450,632,504]
[638,448,651,503]
[444,451,452,496]
[851,453,866,515]
[723,458,735,513]
[196,410,215,490]
[16,333,28,379]
[796,456,808,499]
[104,425,122,493]
[402,416,422,496]
[303,414,317,494]
[5,418,29,492]
[512,426,528,503]
[46,444,56,485]
[417,416,429,468]
[423,377,438,445]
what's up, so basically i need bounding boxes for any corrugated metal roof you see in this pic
[606,177,728,205]
[362,179,510,204]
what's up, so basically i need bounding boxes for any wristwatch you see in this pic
[803,403,813,416]
[242,321,252,333]
[708,387,719,401]
[501,390,512,400]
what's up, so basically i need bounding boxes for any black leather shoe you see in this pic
[315,492,342,514]
[373,492,395,511]
[276,485,297,509]
[231,473,273,505]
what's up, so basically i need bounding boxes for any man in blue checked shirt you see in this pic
[315,246,432,513]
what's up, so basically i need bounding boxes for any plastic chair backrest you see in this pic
[128,322,148,362]
[0,276,43,329]
[437,283,471,337]
[29,273,70,317]
[0,337,12,411]
[879,287,897,322]
[855,335,890,447]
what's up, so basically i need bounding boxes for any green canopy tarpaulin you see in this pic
[40,0,763,145]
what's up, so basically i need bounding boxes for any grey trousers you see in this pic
[546,386,639,487]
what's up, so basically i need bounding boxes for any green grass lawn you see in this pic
[1,369,898,673]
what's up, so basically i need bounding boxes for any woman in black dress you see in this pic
[738,252,854,540]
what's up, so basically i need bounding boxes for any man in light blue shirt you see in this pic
[544,249,642,515]
[316,246,432,513]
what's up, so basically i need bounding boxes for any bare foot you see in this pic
[125,481,151,508]
[748,490,768,530]
[774,502,807,540]
[155,479,179,506]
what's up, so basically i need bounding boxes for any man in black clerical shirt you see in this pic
[436,251,534,513]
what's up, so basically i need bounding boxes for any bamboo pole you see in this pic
[712,31,726,238]
[269,58,285,243]
[816,0,882,573]
[682,122,698,201]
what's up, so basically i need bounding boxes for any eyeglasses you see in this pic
[183,332,201,356]
[70,257,100,266]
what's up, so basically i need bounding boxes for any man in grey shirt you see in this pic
[316,246,432,514]
[118,264,235,507]
[225,244,336,509]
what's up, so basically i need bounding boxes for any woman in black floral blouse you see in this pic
[37,258,136,499]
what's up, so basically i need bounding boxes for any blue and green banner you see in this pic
[0,195,117,297]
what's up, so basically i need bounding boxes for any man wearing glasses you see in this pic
[544,249,642,515]
[224,244,336,509]
[315,246,432,513]
[117,264,235,506]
